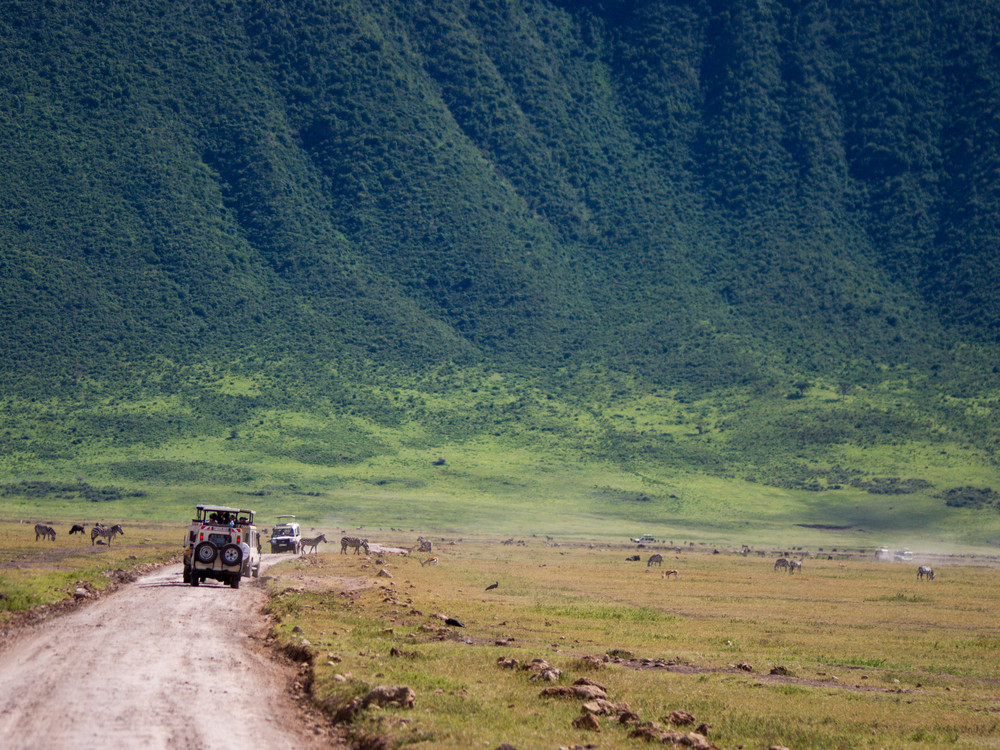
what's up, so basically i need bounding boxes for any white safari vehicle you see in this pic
[269,515,302,554]
[183,504,261,588]
[631,534,657,544]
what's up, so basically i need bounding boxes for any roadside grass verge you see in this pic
[0,520,179,619]
[263,536,1000,749]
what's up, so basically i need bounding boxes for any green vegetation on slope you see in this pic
[0,0,998,539]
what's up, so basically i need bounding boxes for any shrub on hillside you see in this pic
[938,486,1000,509]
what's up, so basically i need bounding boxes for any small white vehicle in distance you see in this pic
[270,515,302,554]
[631,534,657,544]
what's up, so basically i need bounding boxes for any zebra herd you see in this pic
[340,536,369,555]
[32,522,124,545]
[28,520,944,587]
[773,557,802,573]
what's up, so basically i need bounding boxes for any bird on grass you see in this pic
[485,581,499,591]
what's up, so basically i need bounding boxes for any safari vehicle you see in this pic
[269,515,302,554]
[183,504,261,588]
[631,534,657,544]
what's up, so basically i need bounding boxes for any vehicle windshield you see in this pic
[273,526,295,536]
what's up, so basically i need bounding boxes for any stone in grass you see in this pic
[580,698,632,717]
[332,686,415,724]
[666,709,696,726]
[524,658,561,682]
[573,677,607,692]
[539,684,607,700]
[572,713,601,731]
[630,724,717,748]
[576,655,605,670]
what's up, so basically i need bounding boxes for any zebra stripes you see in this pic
[774,557,802,573]
[34,523,56,541]
[91,524,125,546]
[340,536,369,555]
[301,533,327,554]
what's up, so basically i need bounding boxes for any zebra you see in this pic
[416,538,433,553]
[788,560,803,574]
[774,557,790,571]
[91,524,124,546]
[647,553,663,567]
[300,533,327,554]
[341,536,369,555]
[917,565,935,580]
[34,523,56,541]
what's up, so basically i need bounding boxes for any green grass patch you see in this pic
[532,602,674,623]
[258,539,1000,749]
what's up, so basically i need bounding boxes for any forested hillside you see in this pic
[1,0,999,532]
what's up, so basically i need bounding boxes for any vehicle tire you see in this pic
[230,575,240,589]
[221,544,242,567]
[190,570,200,587]
[252,560,260,578]
[182,566,190,583]
[195,542,217,565]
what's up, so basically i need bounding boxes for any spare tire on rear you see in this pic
[220,544,243,567]
[194,542,217,565]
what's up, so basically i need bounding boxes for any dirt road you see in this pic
[0,559,339,750]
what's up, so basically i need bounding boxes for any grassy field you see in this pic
[0,519,180,617]
[262,534,1000,750]
[3,506,1000,748]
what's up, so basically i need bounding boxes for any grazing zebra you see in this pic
[917,565,935,580]
[662,569,679,579]
[34,523,56,541]
[788,560,803,574]
[774,557,790,571]
[91,524,124,546]
[300,533,327,554]
[420,557,438,566]
[647,553,663,567]
[416,538,433,553]
[340,536,369,555]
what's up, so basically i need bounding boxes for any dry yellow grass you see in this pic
[0,519,179,615]
[265,536,1000,749]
